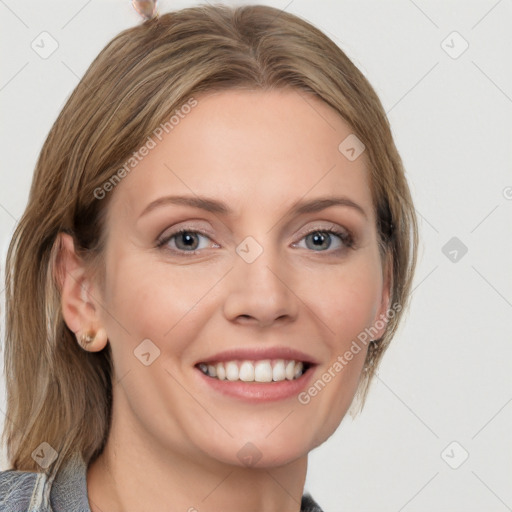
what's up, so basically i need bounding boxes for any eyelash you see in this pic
[156,226,355,257]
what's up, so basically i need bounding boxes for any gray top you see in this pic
[0,452,325,511]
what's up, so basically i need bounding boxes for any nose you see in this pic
[222,240,299,328]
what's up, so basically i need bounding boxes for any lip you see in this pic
[195,363,317,402]
[195,346,320,365]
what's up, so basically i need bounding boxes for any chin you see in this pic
[198,434,312,470]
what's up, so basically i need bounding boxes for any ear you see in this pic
[54,232,108,352]
[371,251,393,340]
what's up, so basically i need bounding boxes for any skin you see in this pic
[59,88,391,512]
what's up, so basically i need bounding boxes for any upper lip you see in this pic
[196,347,319,365]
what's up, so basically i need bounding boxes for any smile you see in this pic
[196,359,310,382]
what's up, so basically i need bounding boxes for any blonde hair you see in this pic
[2,4,417,476]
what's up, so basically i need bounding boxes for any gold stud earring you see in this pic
[94,327,108,348]
[78,328,108,351]
[80,331,95,347]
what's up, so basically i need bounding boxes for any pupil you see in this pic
[180,232,197,249]
[310,232,329,250]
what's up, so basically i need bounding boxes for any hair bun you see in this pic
[132,0,158,21]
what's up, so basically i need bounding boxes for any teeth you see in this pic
[197,359,307,382]
[254,360,272,382]
[272,360,286,381]
[226,361,239,381]
[294,362,304,379]
[216,363,226,380]
[239,361,255,382]
[285,360,295,380]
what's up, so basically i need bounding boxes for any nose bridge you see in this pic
[235,234,284,285]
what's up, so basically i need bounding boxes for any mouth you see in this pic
[193,347,319,401]
[195,359,312,382]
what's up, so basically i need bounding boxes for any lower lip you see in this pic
[195,365,316,402]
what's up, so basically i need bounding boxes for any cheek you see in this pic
[305,256,384,345]
[296,256,383,431]
[101,250,223,364]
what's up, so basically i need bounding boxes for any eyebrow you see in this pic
[138,194,367,219]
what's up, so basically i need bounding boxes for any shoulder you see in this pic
[301,492,325,512]
[0,453,89,512]
[0,468,43,510]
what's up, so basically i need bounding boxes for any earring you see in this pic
[78,328,108,351]
[80,331,95,347]
[363,339,379,372]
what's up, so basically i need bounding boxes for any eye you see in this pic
[293,227,354,252]
[156,228,218,255]
[156,225,354,256]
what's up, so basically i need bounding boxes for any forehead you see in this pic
[109,88,374,222]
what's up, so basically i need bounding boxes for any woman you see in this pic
[0,4,417,511]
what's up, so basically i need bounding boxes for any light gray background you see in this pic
[1,1,511,510]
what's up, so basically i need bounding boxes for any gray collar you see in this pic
[50,451,91,512]
[50,452,323,512]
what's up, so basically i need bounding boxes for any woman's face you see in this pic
[93,89,390,468]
